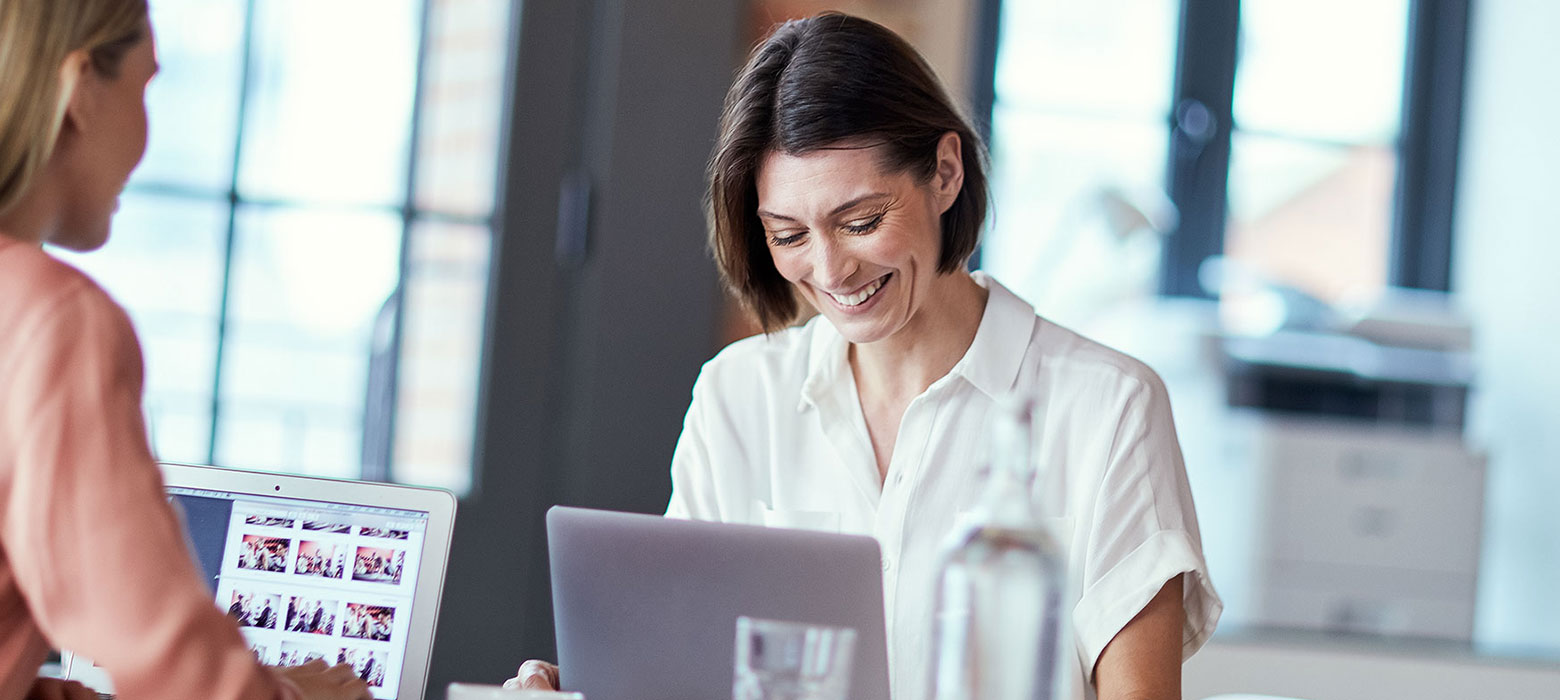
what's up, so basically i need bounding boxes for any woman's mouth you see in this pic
[827,274,890,307]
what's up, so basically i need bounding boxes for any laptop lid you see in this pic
[61,462,457,700]
[547,506,890,700]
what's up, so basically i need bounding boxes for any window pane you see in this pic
[995,0,1178,118]
[54,192,228,462]
[215,206,403,477]
[391,220,491,493]
[1225,134,1395,301]
[983,109,1171,328]
[1234,0,1410,143]
[132,0,244,191]
[413,0,512,219]
[984,0,1179,330]
[238,0,421,207]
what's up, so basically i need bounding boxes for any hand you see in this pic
[503,660,560,691]
[272,659,373,700]
[25,678,97,700]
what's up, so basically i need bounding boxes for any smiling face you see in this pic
[755,134,965,346]
[51,21,158,251]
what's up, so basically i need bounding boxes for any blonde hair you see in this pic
[0,0,148,217]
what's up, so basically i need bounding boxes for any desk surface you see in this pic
[1185,628,1560,700]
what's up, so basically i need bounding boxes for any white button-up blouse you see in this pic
[666,272,1221,700]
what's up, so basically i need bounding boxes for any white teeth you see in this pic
[829,277,886,307]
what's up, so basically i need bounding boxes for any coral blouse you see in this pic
[0,234,299,700]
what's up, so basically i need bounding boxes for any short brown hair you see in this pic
[707,12,989,332]
[0,0,148,217]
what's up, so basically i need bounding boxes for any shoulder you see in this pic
[1027,317,1168,405]
[1,241,96,313]
[0,243,135,354]
[693,317,819,398]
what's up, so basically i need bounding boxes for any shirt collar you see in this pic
[952,271,1036,400]
[798,271,1037,410]
[799,314,848,412]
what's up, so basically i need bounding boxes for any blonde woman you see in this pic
[0,2,370,699]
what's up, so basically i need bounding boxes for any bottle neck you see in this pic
[973,400,1041,528]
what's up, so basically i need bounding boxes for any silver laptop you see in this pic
[547,506,890,700]
[61,462,458,700]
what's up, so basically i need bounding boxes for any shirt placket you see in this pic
[811,377,883,516]
[874,387,943,695]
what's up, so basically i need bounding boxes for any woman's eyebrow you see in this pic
[757,192,891,222]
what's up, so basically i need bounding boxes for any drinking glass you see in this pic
[732,616,857,700]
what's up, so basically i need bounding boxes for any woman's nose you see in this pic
[810,236,858,289]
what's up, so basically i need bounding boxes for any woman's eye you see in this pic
[845,213,885,234]
[768,231,806,247]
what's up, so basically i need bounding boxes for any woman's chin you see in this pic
[823,310,903,346]
[50,229,110,252]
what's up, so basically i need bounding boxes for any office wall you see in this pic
[1453,0,1560,652]
[427,0,743,692]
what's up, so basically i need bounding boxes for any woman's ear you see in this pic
[56,49,94,136]
[932,131,964,214]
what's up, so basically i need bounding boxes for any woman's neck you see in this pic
[0,185,57,247]
[848,271,988,403]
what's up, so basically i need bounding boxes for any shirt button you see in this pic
[882,558,893,573]
[894,472,905,485]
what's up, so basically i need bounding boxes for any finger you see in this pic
[299,657,329,672]
[335,666,370,691]
[521,666,558,690]
[43,679,71,700]
[326,662,359,681]
[523,660,559,682]
[63,681,98,700]
[27,678,64,700]
[506,660,555,690]
[537,661,561,688]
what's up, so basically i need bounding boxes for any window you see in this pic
[983,0,1466,311]
[1224,0,1410,303]
[980,0,1180,331]
[54,0,511,494]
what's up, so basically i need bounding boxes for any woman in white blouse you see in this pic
[513,12,1220,700]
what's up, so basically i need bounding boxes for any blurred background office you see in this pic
[62,0,1557,696]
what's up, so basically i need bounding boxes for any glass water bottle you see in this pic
[930,398,1067,700]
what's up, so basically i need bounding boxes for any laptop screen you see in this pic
[169,486,431,700]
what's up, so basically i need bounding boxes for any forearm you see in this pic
[1093,575,1185,700]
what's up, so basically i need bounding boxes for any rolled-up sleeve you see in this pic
[1069,372,1221,679]
[0,287,298,700]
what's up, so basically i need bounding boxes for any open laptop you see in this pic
[61,462,457,700]
[547,506,891,700]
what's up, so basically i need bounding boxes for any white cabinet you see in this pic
[1236,412,1485,640]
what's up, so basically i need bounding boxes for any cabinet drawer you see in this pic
[1251,417,1484,574]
